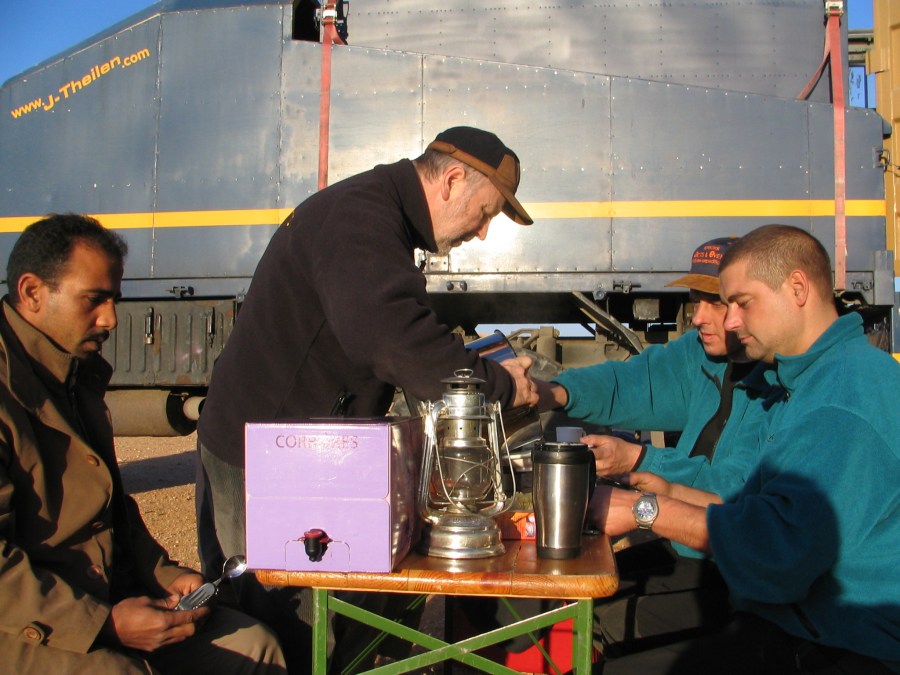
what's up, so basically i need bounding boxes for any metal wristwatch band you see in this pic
[633,492,658,530]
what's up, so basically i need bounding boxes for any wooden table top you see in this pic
[254,534,619,600]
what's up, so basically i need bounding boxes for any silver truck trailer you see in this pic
[0,0,894,434]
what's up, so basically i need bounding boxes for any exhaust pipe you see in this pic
[106,389,202,437]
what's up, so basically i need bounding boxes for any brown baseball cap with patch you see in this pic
[427,126,533,225]
[666,237,738,295]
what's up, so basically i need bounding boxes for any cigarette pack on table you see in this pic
[245,416,424,573]
[497,511,537,540]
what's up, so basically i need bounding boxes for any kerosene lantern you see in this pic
[417,369,515,559]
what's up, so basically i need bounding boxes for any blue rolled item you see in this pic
[465,330,516,363]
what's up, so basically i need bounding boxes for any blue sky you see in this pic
[1,1,157,85]
[0,0,877,86]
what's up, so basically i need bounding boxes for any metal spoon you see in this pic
[214,554,248,587]
[175,555,248,611]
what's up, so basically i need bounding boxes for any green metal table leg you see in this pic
[332,594,534,674]
[312,587,330,674]
[340,594,427,674]
[309,590,596,674]
[572,598,594,674]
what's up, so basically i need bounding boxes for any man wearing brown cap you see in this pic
[196,126,537,671]
[536,237,762,497]
[532,236,777,655]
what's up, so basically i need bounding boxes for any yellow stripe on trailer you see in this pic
[525,199,886,219]
[0,200,886,233]
[0,209,296,233]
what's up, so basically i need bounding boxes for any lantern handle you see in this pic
[418,399,444,519]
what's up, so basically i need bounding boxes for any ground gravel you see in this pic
[116,433,201,571]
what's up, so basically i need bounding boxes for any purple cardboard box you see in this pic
[245,417,424,573]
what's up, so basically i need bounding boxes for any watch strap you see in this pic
[633,492,659,530]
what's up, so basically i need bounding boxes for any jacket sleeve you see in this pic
[307,194,516,408]
[0,438,111,654]
[707,406,880,605]
[122,494,195,595]
[553,334,704,431]
[640,443,712,485]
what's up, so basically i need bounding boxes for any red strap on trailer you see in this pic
[828,5,847,291]
[798,2,846,290]
[318,2,346,191]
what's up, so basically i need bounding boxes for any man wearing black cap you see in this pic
[531,236,776,655]
[195,126,537,671]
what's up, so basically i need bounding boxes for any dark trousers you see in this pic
[595,538,731,654]
[598,611,895,674]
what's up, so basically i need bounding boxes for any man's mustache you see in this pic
[86,330,110,344]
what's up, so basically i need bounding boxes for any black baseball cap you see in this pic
[666,237,737,295]
[426,126,533,225]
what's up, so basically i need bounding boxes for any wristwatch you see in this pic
[632,492,659,530]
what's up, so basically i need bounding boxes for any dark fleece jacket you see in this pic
[198,159,516,466]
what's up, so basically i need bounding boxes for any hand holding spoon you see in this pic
[175,554,248,611]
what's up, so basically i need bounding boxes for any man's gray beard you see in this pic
[434,239,454,256]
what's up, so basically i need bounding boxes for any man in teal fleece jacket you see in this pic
[535,237,778,651]
[594,224,899,673]
[541,236,772,516]
[549,283,766,504]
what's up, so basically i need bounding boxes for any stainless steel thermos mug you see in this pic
[532,441,595,559]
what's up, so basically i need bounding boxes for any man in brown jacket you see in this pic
[0,214,286,673]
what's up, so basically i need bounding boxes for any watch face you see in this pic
[635,499,656,521]
[634,494,658,527]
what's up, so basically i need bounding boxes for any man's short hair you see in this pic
[414,148,488,185]
[720,224,833,299]
[6,214,128,302]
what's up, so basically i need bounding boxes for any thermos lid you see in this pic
[533,441,593,465]
[541,441,588,453]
